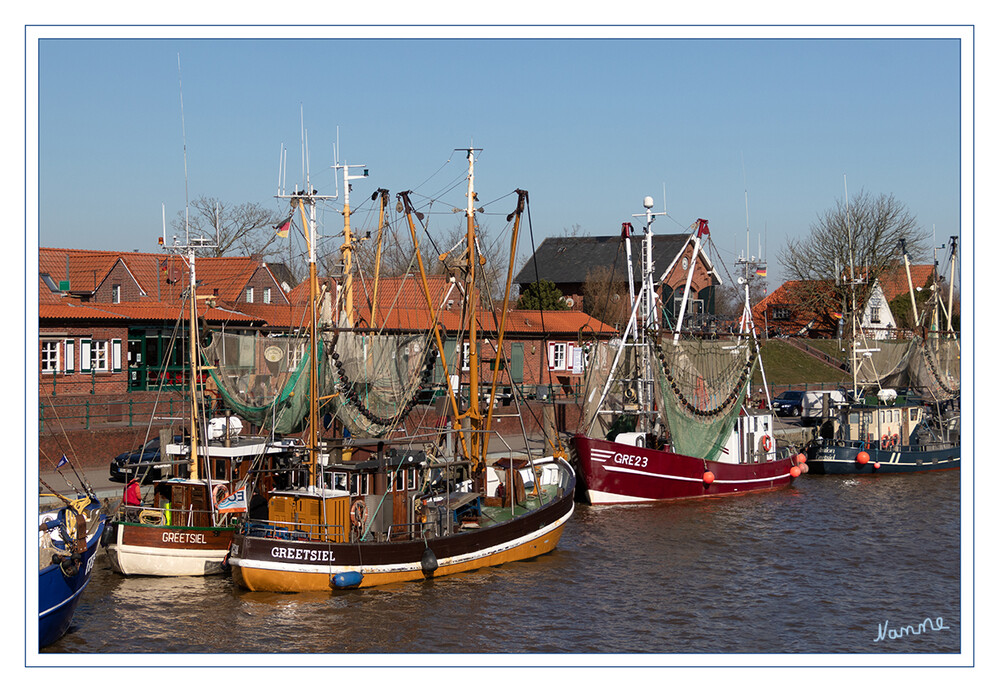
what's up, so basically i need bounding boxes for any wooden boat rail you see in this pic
[242,519,346,543]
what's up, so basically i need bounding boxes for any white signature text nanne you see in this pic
[874,616,950,642]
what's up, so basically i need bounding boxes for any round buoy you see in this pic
[702,471,715,485]
[796,453,806,465]
[790,465,801,478]
[856,451,870,465]
[873,462,881,470]
[800,463,809,474]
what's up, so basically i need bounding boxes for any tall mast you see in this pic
[276,130,335,488]
[946,235,958,334]
[334,159,369,327]
[463,147,483,472]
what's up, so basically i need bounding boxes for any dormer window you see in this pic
[246,287,254,303]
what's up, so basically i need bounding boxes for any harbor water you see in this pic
[42,470,961,657]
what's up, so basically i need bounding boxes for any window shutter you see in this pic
[112,338,122,372]
[80,338,92,373]
[64,340,75,373]
[547,342,557,371]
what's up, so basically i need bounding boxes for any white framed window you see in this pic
[288,342,307,372]
[112,284,121,304]
[349,473,371,497]
[246,287,254,303]
[92,340,109,371]
[462,342,471,371]
[548,342,567,371]
[870,306,881,324]
[263,287,271,304]
[41,341,60,373]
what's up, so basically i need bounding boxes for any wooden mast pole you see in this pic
[463,148,483,475]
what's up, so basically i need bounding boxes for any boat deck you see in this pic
[479,484,559,525]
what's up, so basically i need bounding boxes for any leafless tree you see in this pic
[582,265,631,328]
[777,189,930,315]
[172,196,286,258]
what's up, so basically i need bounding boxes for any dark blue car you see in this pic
[108,437,181,484]
[772,390,805,417]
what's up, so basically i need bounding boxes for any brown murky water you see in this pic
[42,472,960,657]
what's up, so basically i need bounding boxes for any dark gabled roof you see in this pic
[513,233,693,286]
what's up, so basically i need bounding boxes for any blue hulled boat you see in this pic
[38,496,107,648]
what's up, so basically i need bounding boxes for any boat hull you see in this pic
[806,441,960,474]
[229,487,575,591]
[105,521,235,576]
[571,433,795,504]
[39,514,106,648]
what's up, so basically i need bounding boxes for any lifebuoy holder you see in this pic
[350,500,369,528]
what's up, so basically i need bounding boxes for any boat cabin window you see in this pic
[332,472,347,492]
[863,412,873,424]
[349,472,371,497]
[910,408,919,421]
[849,413,859,425]
[389,469,418,491]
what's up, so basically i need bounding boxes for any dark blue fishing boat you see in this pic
[38,496,107,648]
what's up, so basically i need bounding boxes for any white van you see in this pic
[801,390,847,423]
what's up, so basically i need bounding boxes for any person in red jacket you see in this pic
[124,478,142,506]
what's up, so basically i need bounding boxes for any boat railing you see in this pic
[241,519,348,543]
[119,505,235,529]
[386,521,437,542]
[825,438,958,454]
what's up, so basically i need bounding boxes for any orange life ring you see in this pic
[881,434,891,450]
[350,500,369,527]
[891,433,900,448]
[761,435,773,452]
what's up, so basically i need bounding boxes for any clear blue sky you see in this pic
[34,32,963,287]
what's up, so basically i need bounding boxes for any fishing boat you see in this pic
[225,147,575,591]
[571,198,802,504]
[103,235,291,576]
[805,236,960,474]
[39,483,107,648]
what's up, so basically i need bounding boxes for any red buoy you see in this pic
[703,471,715,485]
[790,465,801,478]
[856,451,870,464]
[873,462,881,470]
[800,463,809,474]
[796,453,806,465]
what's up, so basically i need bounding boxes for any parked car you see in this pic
[108,437,181,484]
[772,390,805,417]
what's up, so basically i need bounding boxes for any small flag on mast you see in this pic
[832,312,843,320]
[217,486,249,514]
[274,214,293,238]
[57,454,69,468]
[755,267,767,277]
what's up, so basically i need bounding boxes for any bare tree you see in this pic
[777,190,930,315]
[172,196,286,258]
[582,265,630,328]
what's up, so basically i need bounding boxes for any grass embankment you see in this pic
[752,339,850,389]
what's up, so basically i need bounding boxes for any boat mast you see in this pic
[334,159,369,327]
[369,189,390,328]
[946,235,958,335]
[276,130,335,489]
[463,147,484,474]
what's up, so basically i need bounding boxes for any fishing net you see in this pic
[853,339,914,390]
[579,339,652,440]
[909,335,960,402]
[326,330,437,437]
[650,335,754,461]
[202,332,316,434]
